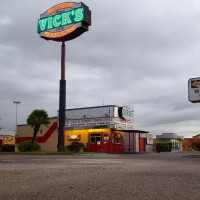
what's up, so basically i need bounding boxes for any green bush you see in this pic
[156,142,172,152]
[18,141,41,152]
[58,146,66,152]
[2,145,15,152]
[66,141,85,153]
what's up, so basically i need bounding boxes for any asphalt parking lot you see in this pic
[0,152,200,200]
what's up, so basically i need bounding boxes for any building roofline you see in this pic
[59,105,119,112]
[115,129,149,133]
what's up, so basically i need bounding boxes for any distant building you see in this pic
[155,133,183,151]
[182,134,200,151]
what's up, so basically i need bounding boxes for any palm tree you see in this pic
[27,109,50,144]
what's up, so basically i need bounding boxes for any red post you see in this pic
[61,40,65,80]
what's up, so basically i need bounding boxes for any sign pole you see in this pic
[38,2,91,151]
[58,40,66,150]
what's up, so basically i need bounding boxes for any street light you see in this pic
[13,101,21,133]
[13,101,21,151]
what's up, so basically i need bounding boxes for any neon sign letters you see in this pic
[47,2,73,15]
[43,25,77,39]
[38,2,91,41]
[38,8,84,32]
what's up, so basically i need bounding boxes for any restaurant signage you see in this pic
[68,134,81,140]
[0,136,13,141]
[188,77,200,103]
[38,2,91,41]
[118,106,134,121]
[65,117,134,128]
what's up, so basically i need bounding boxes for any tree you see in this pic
[27,109,50,144]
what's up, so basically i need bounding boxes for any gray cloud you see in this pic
[1,0,200,137]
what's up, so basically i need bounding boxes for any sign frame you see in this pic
[65,117,134,128]
[38,2,91,42]
[118,106,134,121]
[188,77,200,103]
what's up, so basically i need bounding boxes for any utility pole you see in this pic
[13,101,21,134]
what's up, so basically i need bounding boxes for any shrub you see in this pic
[58,146,66,152]
[18,141,41,152]
[156,142,172,152]
[66,141,85,153]
[2,145,15,152]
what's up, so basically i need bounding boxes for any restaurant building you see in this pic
[16,105,152,152]
[182,134,200,151]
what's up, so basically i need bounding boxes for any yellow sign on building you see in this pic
[0,135,15,145]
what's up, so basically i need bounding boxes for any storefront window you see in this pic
[111,133,123,144]
[115,134,122,144]
[172,139,179,150]
[90,134,101,144]
[111,134,114,143]
[104,134,109,144]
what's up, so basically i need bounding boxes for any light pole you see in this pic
[13,101,21,135]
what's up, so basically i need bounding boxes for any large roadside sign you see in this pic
[37,2,91,150]
[38,2,91,41]
[188,77,200,103]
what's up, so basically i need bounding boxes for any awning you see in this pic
[113,129,149,134]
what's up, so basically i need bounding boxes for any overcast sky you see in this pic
[1,0,200,138]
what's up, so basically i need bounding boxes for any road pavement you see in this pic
[0,152,200,200]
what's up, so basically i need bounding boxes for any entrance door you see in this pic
[88,132,124,152]
[139,138,145,152]
[88,133,103,152]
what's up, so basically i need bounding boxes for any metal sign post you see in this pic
[58,41,66,148]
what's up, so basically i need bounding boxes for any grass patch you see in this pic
[0,151,105,155]
[0,151,73,155]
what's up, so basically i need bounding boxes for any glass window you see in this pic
[172,139,178,150]
[111,133,123,144]
[115,134,122,144]
[104,134,109,144]
[90,133,101,144]
[90,136,95,144]
[110,134,114,143]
